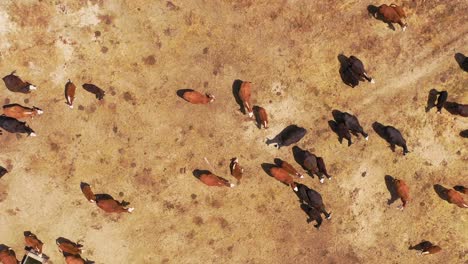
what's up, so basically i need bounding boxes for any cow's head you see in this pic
[33,106,43,115]
[26,82,37,91]
[206,93,215,103]
[25,125,36,137]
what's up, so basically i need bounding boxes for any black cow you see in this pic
[266,125,307,149]
[343,56,374,87]
[340,112,368,140]
[0,166,7,179]
[295,183,331,219]
[384,126,409,155]
[2,71,37,93]
[435,91,448,113]
[300,203,323,229]
[444,102,468,117]
[82,83,105,100]
[292,146,330,183]
[0,115,35,136]
[337,122,352,146]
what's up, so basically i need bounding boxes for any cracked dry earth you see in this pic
[0,1,467,264]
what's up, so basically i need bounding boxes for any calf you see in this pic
[2,71,37,93]
[255,106,268,129]
[454,185,467,194]
[345,56,375,87]
[269,167,297,191]
[394,178,410,210]
[0,166,7,179]
[65,80,76,108]
[300,203,323,229]
[239,81,253,117]
[447,189,468,208]
[266,125,307,148]
[295,183,331,219]
[82,83,105,100]
[56,238,83,255]
[24,231,44,255]
[384,126,409,155]
[377,4,407,31]
[275,159,303,178]
[80,182,96,203]
[0,115,36,136]
[342,112,368,140]
[199,171,235,187]
[0,245,18,264]
[435,91,448,113]
[3,104,43,119]
[229,158,244,184]
[180,89,215,104]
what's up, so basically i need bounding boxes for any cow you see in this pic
[300,203,323,229]
[336,122,352,146]
[274,158,304,178]
[179,89,215,104]
[410,241,442,256]
[82,83,105,100]
[0,244,18,264]
[454,185,467,194]
[95,193,134,213]
[341,112,369,140]
[394,178,410,210]
[383,125,409,155]
[343,56,375,87]
[198,171,235,188]
[229,158,244,184]
[64,254,95,264]
[24,231,43,255]
[317,157,332,182]
[292,147,329,183]
[0,166,7,179]
[435,90,448,113]
[376,4,407,31]
[266,125,307,149]
[446,189,468,208]
[269,167,297,191]
[65,79,76,108]
[2,71,37,93]
[238,81,253,117]
[0,115,36,136]
[3,104,43,119]
[254,106,268,129]
[56,238,83,255]
[295,183,332,219]
[445,102,468,117]
[80,182,96,203]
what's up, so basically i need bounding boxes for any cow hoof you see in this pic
[128,207,135,213]
[319,178,324,183]
[365,136,369,141]
[370,79,375,84]
[69,105,74,109]
[29,133,37,137]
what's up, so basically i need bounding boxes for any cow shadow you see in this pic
[367,4,396,30]
[384,175,400,205]
[176,89,194,101]
[232,79,245,114]
[454,53,468,71]
[253,106,263,129]
[338,54,357,88]
[408,241,433,251]
[372,122,393,151]
[460,129,468,138]
[329,110,344,143]
[425,89,439,112]
[433,184,449,202]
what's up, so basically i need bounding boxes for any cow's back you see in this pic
[183,90,206,104]
[303,152,318,172]
[282,127,306,146]
[97,199,121,212]
[378,4,400,22]
[447,189,466,206]
[395,180,409,200]
[385,126,405,143]
[65,255,86,264]
[3,73,25,92]
[458,104,468,117]
[239,82,251,101]
[306,189,324,207]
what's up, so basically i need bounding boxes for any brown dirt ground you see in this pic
[0,1,467,263]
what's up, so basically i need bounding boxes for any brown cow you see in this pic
[3,104,43,119]
[377,4,407,31]
[82,83,105,100]
[230,158,244,184]
[394,178,410,210]
[239,81,253,118]
[80,182,96,203]
[180,89,215,104]
[199,171,235,187]
[0,245,18,264]
[80,183,134,213]
[24,231,44,255]
[256,106,268,129]
[447,189,468,208]
[454,185,468,194]
[276,159,303,178]
[65,254,95,264]
[2,71,37,93]
[65,79,76,108]
[56,238,83,255]
[270,167,297,191]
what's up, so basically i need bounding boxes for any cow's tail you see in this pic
[10,70,16,75]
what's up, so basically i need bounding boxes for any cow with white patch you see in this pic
[3,104,43,119]
[2,71,37,93]
[239,81,253,118]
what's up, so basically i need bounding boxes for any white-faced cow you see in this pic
[3,104,43,119]
[179,89,215,104]
[2,71,37,93]
[0,115,36,136]
[197,170,235,187]
[239,81,253,118]
[254,106,268,129]
[377,4,407,31]
[24,231,44,255]
[65,80,76,108]
[80,183,134,213]
[230,158,244,184]
[269,166,297,191]
[295,183,331,219]
[266,125,307,149]
[0,244,18,264]
[82,83,105,100]
[394,178,410,210]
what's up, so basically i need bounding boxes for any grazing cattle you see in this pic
[64,254,95,264]
[317,157,332,182]
[239,81,253,117]
[256,106,268,129]
[293,147,329,183]
[446,189,468,208]
[435,91,448,113]
[269,167,297,191]
[198,171,235,188]
[2,71,37,93]
[3,104,43,119]
[384,126,409,155]
[410,241,442,255]
[24,231,43,255]
[0,166,7,179]
[275,159,303,178]
[95,193,134,213]
[266,125,307,148]
[0,245,18,264]
[300,203,323,229]
[56,238,83,255]
[80,182,96,203]
[337,122,352,146]
[65,80,76,109]
[229,158,244,184]
[377,4,407,31]
[82,83,105,100]
[180,89,215,104]
[454,185,467,194]
[0,115,36,136]
[394,179,410,210]
[445,102,468,117]
[343,56,375,87]
[342,112,368,140]
[295,183,331,219]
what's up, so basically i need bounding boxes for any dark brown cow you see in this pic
[447,189,468,208]
[181,89,215,104]
[24,231,43,255]
[445,102,468,117]
[82,83,105,100]
[395,178,410,210]
[199,171,235,187]
[269,167,297,191]
[229,158,244,184]
[56,237,83,255]
[239,81,253,118]
[2,71,37,93]
[65,80,76,109]
[3,104,43,119]
[377,4,407,31]
[454,185,467,194]
[0,244,18,264]
[256,106,268,129]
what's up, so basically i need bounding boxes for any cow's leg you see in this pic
[363,72,375,83]
[321,207,332,219]
[314,217,323,229]
[402,144,409,155]
[398,20,407,31]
